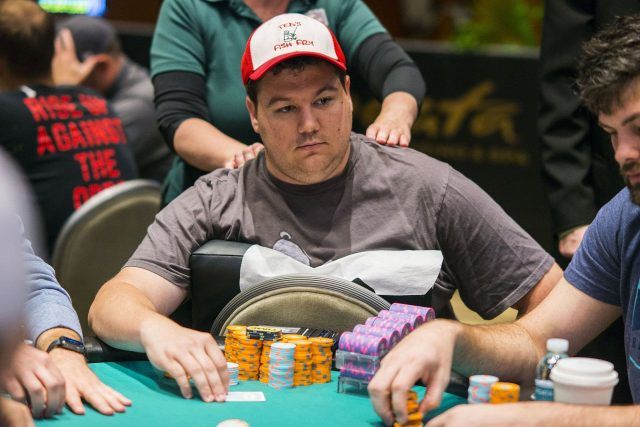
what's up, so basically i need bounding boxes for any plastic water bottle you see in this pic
[534,338,569,401]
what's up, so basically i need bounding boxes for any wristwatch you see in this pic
[46,336,87,357]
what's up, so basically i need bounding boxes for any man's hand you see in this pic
[51,29,99,86]
[427,403,546,427]
[558,225,588,258]
[368,320,461,426]
[0,343,65,418]
[140,316,229,402]
[48,349,131,415]
[0,398,34,427]
[223,143,264,169]
[366,91,417,147]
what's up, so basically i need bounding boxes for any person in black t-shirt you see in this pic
[0,2,137,255]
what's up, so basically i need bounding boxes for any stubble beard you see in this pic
[621,161,640,205]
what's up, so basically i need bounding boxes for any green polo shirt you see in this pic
[151,0,386,202]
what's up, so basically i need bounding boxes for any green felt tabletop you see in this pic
[36,361,465,426]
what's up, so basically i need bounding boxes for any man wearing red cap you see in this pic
[90,13,561,404]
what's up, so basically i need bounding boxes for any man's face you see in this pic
[599,82,640,204]
[246,62,352,185]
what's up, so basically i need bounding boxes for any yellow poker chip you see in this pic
[281,334,307,342]
[309,337,333,346]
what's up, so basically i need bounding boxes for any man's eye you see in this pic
[276,105,294,113]
[316,97,333,106]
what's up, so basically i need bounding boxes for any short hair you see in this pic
[577,14,640,115]
[245,56,347,105]
[0,0,55,81]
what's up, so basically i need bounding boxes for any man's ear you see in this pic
[344,75,353,111]
[246,96,260,133]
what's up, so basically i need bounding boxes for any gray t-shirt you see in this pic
[127,133,553,319]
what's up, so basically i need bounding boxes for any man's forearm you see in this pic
[174,118,248,171]
[452,321,543,385]
[88,280,168,352]
[527,402,640,427]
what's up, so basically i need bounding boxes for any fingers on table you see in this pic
[30,363,65,418]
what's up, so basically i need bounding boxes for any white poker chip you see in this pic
[217,419,250,427]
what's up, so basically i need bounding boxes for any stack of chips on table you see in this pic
[339,304,436,383]
[236,336,262,380]
[467,375,499,404]
[309,337,334,383]
[224,325,248,363]
[290,339,313,386]
[281,334,306,343]
[227,362,239,386]
[268,342,295,389]
[393,390,423,427]
[259,340,274,383]
[489,382,520,403]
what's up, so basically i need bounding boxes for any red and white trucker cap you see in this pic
[241,13,347,85]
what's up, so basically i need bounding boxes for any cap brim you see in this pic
[245,51,346,84]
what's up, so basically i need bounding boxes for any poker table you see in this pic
[36,361,466,426]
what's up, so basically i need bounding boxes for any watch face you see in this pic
[62,337,84,347]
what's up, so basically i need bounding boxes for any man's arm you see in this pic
[427,402,640,427]
[368,278,621,425]
[89,267,229,402]
[511,262,563,315]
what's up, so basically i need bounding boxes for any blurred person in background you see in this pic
[0,0,137,256]
[151,0,426,204]
[53,16,174,183]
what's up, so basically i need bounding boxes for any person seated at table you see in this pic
[0,0,137,256]
[368,15,640,426]
[0,146,130,423]
[89,13,562,404]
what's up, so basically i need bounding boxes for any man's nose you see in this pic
[298,106,319,134]
[615,134,640,167]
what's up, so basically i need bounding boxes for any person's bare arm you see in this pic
[369,278,621,425]
[366,91,418,147]
[89,267,229,402]
[426,402,640,427]
[173,118,260,170]
[511,262,563,316]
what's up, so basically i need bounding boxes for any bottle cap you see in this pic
[546,338,569,353]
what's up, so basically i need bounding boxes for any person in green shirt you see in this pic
[151,0,426,204]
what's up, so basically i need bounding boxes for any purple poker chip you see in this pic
[378,310,425,329]
[390,303,435,321]
[365,317,412,337]
[353,324,400,348]
[338,332,388,357]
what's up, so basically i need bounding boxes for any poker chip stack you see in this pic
[309,337,334,383]
[338,332,388,381]
[490,382,520,403]
[365,317,412,340]
[281,334,307,343]
[227,362,239,386]
[290,339,313,386]
[259,340,275,383]
[236,336,262,381]
[378,310,426,330]
[468,375,499,404]
[353,325,401,348]
[268,342,296,389]
[390,303,435,323]
[393,390,423,427]
[224,325,247,363]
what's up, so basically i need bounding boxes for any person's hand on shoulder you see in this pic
[366,92,418,147]
[140,315,229,402]
[48,348,131,415]
[0,398,34,427]
[558,225,589,258]
[223,143,264,169]
[368,320,461,426]
[51,29,100,86]
[0,343,65,418]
